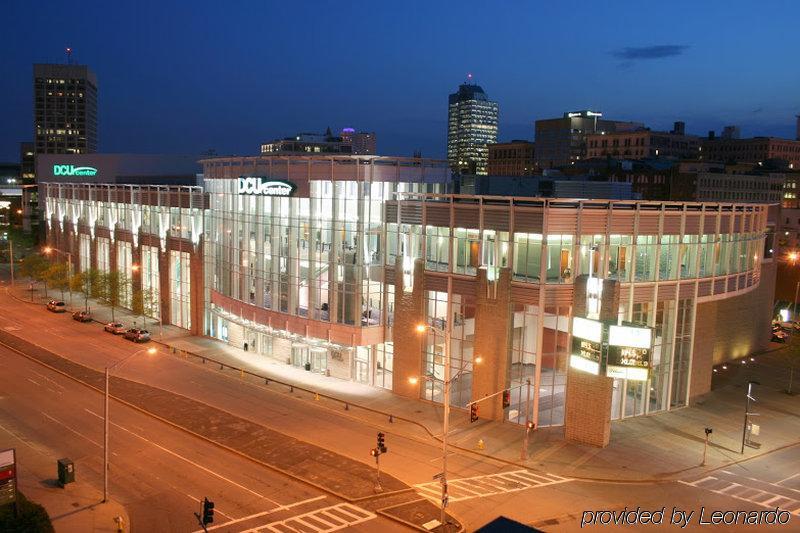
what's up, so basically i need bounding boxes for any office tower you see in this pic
[33,63,98,154]
[447,82,498,175]
[534,110,643,169]
[721,125,741,140]
[487,140,535,176]
[341,128,377,155]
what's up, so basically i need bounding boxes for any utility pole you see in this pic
[440,276,452,528]
[521,378,532,460]
[741,381,760,454]
[8,239,13,287]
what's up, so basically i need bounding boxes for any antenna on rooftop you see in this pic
[65,47,73,65]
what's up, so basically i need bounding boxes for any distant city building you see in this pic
[796,115,800,141]
[261,128,352,154]
[702,136,800,169]
[672,161,784,204]
[721,125,741,140]
[781,171,800,208]
[534,110,643,169]
[33,63,98,154]
[0,163,22,226]
[340,128,377,155]
[487,140,535,176]
[586,127,701,161]
[19,142,36,231]
[447,82,498,175]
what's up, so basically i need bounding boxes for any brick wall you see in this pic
[690,262,776,400]
[472,268,512,420]
[564,367,613,447]
[391,258,425,399]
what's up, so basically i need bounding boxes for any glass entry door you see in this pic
[310,348,328,374]
[291,344,309,368]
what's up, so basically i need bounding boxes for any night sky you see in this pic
[3,0,799,162]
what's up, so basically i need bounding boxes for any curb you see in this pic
[7,285,800,487]
[0,331,459,532]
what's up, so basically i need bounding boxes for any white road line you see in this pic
[238,503,376,533]
[40,411,103,448]
[30,369,66,391]
[185,492,235,521]
[414,469,571,503]
[778,473,800,485]
[26,378,41,387]
[0,421,51,456]
[680,480,800,516]
[198,495,327,532]
[83,408,286,510]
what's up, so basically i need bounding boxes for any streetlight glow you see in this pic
[131,264,140,272]
[408,376,419,385]
[43,246,52,254]
[474,356,483,364]
[415,324,427,333]
[147,347,157,355]
[790,252,799,263]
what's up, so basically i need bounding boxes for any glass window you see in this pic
[512,233,542,281]
[635,235,657,281]
[546,235,573,283]
[608,235,632,281]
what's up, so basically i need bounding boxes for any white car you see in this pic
[104,322,126,335]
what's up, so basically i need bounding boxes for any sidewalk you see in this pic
[9,283,800,483]
[10,430,128,533]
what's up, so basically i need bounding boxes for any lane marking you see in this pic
[197,495,327,532]
[237,503,376,533]
[414,468,572,503]
[84,408,287,510]
[679,480,800,516]
[40,411,103,448]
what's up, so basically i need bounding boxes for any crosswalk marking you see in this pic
[238,503,376,533]
[680,476,800,516]
[414,469,571,503]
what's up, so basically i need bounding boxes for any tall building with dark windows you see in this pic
[33,63,98,154]
[447,82,498,175]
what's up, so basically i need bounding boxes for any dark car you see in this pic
[46,300,66,313]
[104,322,126,335]
[123,328,151,343]
[72,310,92,322]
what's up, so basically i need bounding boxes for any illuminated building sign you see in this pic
[53,165,98,177]
[238,177,296,197]
[606,325,653,381]
[570,317,603,375]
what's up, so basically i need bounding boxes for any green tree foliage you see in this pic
[18,254,49,282]
[0,491,55,533]
[44,263,70,299]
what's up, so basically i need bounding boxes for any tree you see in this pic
[97,271,130,322]
[44,263,70,301]
[70,269,100,312]
[19,254,50,296]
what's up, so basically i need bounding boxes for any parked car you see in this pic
[104,322,126,335]
[72,310,92,322]
[772,329,789,343]
[123,328,151,343]
[46,300,66,313]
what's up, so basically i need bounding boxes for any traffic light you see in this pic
[377,432,387,453]
[202,497,214,525]
[502,389,511,409]
[470,403,479,423]
[370,447,379,457]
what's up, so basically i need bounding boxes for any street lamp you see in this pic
[43,246,73,305]
[104,346,157,503]
[409,277,479,530]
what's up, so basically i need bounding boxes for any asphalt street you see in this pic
[1,289,800,531]
[0,344,405,532]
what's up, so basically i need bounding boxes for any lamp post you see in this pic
[43,246,73,305]
[740,380,760,454]
[104,346,157,503]
[411,278,487,530]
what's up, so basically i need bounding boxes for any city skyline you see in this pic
[3,0,800,163]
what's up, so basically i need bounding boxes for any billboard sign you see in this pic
[570,317,603,375]
[0,448,16,506]
[238,177,296,197]
[606,325,653,381]
[53,165,98,177]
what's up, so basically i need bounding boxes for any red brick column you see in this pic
[391,258,425,399]
[472,267,512,421]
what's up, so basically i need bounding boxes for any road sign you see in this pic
[0,449,16,506]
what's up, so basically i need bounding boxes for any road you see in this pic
[0,344,404,532]
[1,289,800,531]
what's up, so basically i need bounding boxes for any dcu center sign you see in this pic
[53,164,98,177]
[238,176,296,197]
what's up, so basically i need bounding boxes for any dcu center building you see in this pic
[41,154,775,446]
